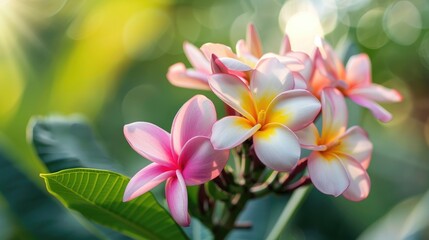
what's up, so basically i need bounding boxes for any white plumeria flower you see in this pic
[209,57,321,172]
[296,88,373,201]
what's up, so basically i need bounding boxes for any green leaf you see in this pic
[29,115,123,173]
[29,115,132,239]
[266,186,312,240]
[0,150,98,239]
[41,168,188,240]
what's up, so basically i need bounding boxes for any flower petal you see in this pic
[320,88,348,143]
[315,38,345,80]
[309,60,334,97]
[246,23,263,58]
[209,73,257,122]
[308,151,350,197]
[253,123,300,172]
[166,63,211,90]
[171,95,217,157]
[286,51,313,81]
[200,43,236,60]
[349,95,393,122]
[339,154,371,201]
[217,57,253,72]
[332,126,373,169]
[211,116,261,150]
[166,171,190,226]
[260,53,304,73]
[180,137,229,185]
[124,122,175,168]
[265,89,321,131]
[279,34,291,55]
[251,58,294,111]
[183,42,210,72]
[211,55,251,79]
[123,163,174,201]
[295,124,325,151]
[345,54,371,87]
[236,39,259,66]
[348,84,402,103]
[292,72,308,89]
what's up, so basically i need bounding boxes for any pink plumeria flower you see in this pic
[311,39,402,122]
[167,23,311,90]
[216,24,312,89]
[166,42,213,90]
[296,88,373,201]
[209,57,321,172]
[122,95,229,226]
[167,39,241,90]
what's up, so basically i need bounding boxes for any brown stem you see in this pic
[284,176,312,192]
[281,158,308,187]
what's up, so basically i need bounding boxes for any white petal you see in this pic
[339,154,371,201]
[253,123,300,172]
[209,73,257,123]
[251,57,294,111]
[295,124,325,151]
[308,152,350,197]
[200,43,236,59]
[332,126,373,169]
[266,89,321,131]
[320,88,348,143]
[211,116,260,150]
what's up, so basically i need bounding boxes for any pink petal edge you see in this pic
[180,136,229,185]
[166,171,190,227]
[124,122,176,168]
[123,163,175,201]
[171,95,217,156]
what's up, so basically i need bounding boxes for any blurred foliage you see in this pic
[30,115,123,173]
[0,0,427,238]
[0,148,98,239]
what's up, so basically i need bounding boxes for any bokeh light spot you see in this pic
[357,8,388,49]
[383,1,421,46]
[279,0,338,54]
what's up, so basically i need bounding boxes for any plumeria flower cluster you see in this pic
[123,24,402,229]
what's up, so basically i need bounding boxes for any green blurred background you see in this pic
[0,0,428,239]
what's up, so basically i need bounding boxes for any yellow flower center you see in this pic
[257,110,267,126]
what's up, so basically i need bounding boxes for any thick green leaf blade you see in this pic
[29,115,131,239]
[0,150,97,239]
[29,115,122,173]
[41,168,188,240]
